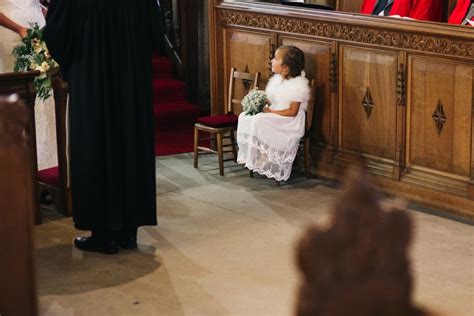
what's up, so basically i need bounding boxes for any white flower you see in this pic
[241,89,268,115]
[31,38,43,54]
[36,61,50,73]
[33,43,43,54]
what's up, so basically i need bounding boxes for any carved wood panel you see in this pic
[279,37,335,149]
[407,57,473,178]
[223,28,274,115]
[211,3,474,217]
[339,46,400,162]
[217,9,474,59]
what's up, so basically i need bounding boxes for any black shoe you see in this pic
[115,228,138,250]
[74,236,120,255]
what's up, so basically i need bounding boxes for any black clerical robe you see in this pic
[44,0,162,231]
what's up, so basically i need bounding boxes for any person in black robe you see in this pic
[43,0,163,254]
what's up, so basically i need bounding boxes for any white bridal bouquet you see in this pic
[12,23,58,101]
[241,89,268,116]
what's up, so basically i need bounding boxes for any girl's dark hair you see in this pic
[279,45,305,78]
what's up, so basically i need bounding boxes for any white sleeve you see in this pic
[288,76,310,103]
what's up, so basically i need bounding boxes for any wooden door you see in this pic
[223,29,274,115]
[404,56,474,196]
[338,45,403,178]
[337,0,364,12]
[279,36,337,166]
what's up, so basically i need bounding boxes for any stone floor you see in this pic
[36,153,474,316]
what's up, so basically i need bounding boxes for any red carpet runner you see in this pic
[39,56,199,185]
[152,56,200,156]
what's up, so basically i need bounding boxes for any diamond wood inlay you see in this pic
[362,87,374,119]
[432,99,447,135]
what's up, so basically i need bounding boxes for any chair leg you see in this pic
[249,170,254,178]
[274,180,281,187]
[193,126,199,168]
[304,137,311,178]
[217,132,224,176]
[211,132,217,151]
[230,131,237,162]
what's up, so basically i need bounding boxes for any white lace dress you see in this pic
[0,0,58,170]
[237,74,310,181]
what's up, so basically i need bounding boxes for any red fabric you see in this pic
[155,126,196,156]
[361,0,443,21]
[448,0,472,24]
[409,0,444,21]
[197,113,238,128]
[152,55,201,156]
[390,0,413,16]
[38,167,60,187]
[153,78,186,103]
[152,56,173,79]
[361,0,378,14]
[154,100,200,130]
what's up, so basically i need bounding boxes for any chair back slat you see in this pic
[227,68,261,113]
[227,68,236,114]
[233,71,255,81]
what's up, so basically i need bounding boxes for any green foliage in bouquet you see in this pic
[12,23,58,101]
[241,89,268,116]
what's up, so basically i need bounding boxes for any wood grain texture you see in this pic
[210,2,474,217]
[0,95,38,316]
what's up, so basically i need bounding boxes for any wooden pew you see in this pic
[0,70,71,221]
[0,71,41,224]
[0,94,38,316]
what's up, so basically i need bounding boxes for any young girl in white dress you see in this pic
[237,45,310,182]
[0,0,58,170]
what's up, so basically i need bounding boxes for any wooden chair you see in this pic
[249,79,317,184]
[194,68,260,176]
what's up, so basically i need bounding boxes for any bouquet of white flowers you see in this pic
[12,23,58,101]
[241,89,268,116]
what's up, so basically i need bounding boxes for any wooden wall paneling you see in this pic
[223,28,274,115]
[404,55,473,195]
[306,0,337,7]
[470,85,474,199]
[393,52,407,180]
[211,2,474,217]
[209,0,223,114]
[337,45,400,178]
[336,0,364,13]
[279,36,338,169]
